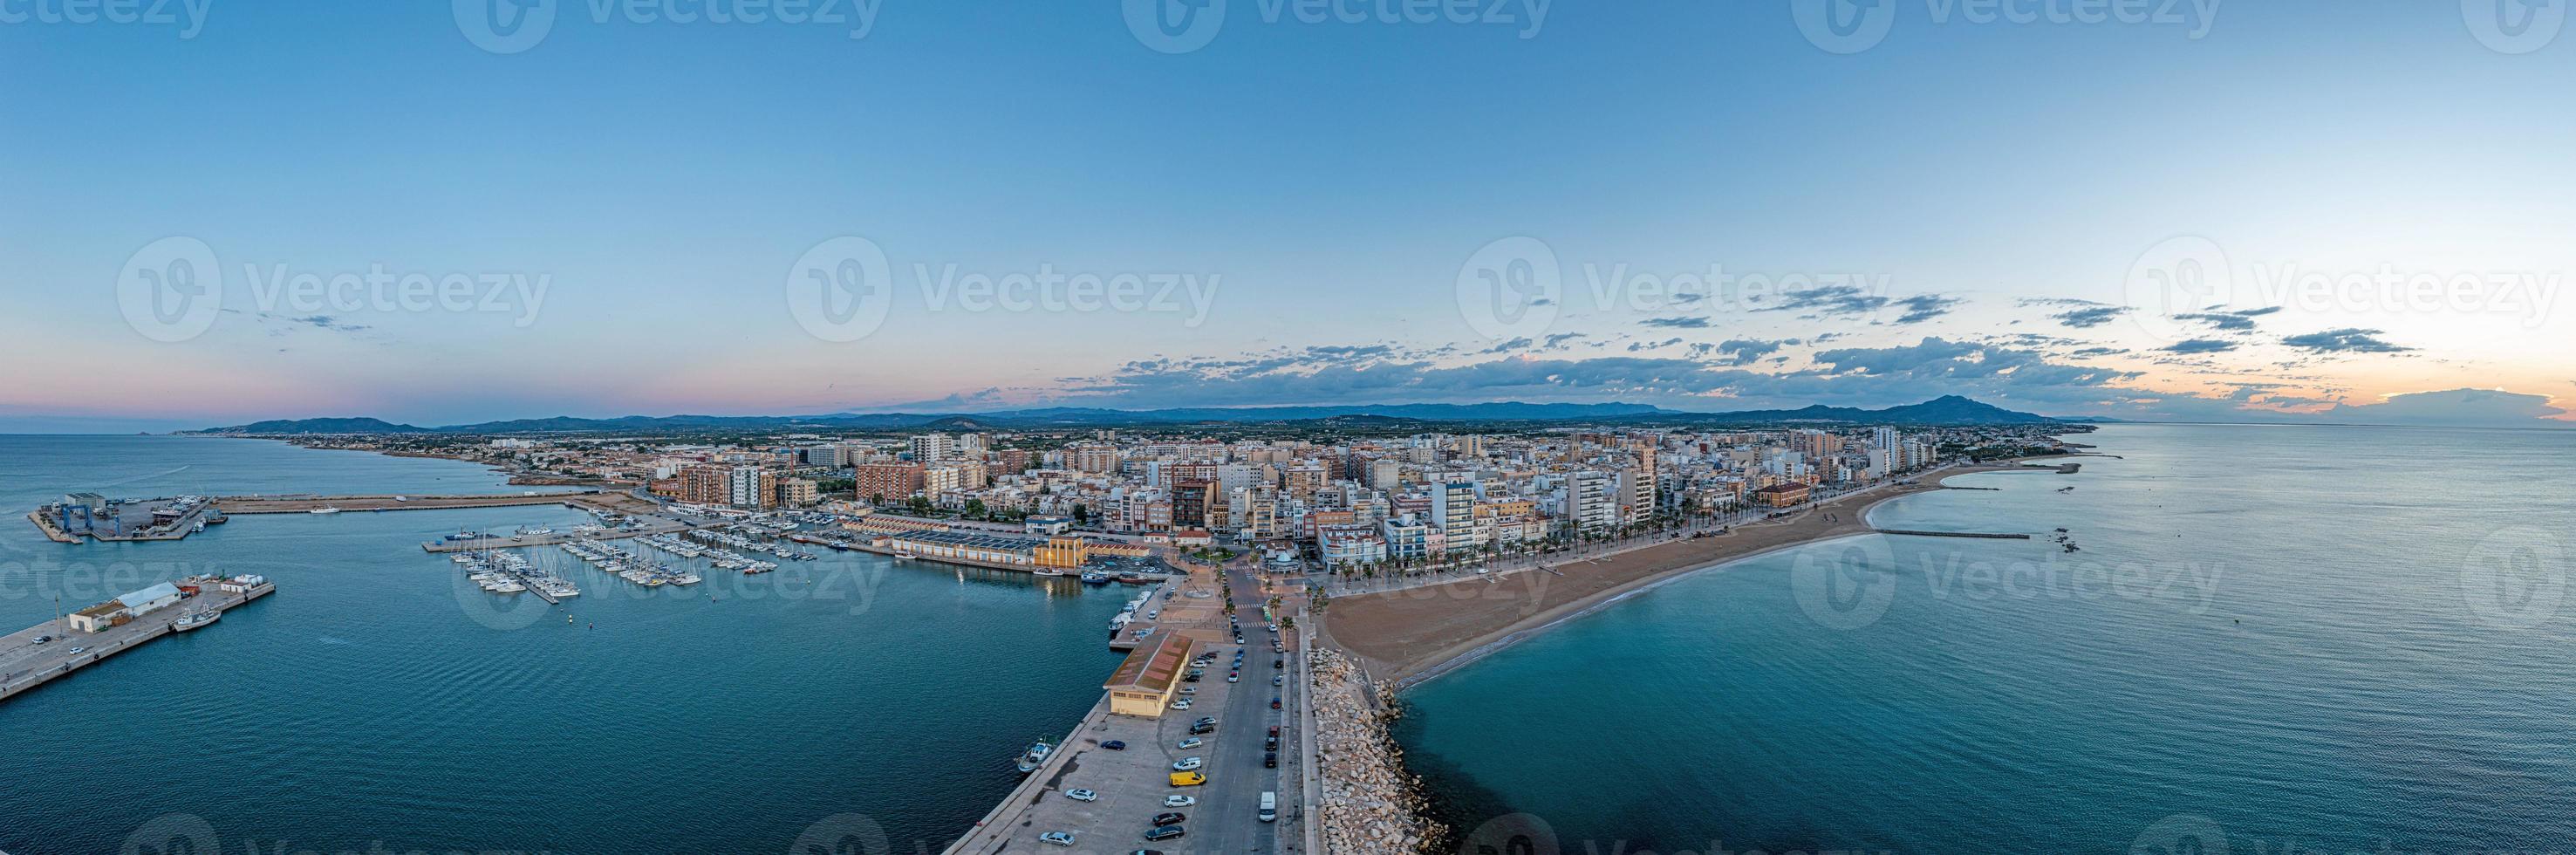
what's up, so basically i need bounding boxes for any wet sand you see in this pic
[1320,464,2052,687]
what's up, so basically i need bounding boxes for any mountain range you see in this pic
[191,396,2063,435]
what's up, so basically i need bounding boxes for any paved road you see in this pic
[1186,558,1289,853]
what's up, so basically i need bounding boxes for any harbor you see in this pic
[28,489,669,546]
[0,574,277,705]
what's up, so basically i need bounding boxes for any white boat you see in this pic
[172,609,220,632]
[309,507,341,515]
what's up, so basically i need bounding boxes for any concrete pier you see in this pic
[0,578,276,705]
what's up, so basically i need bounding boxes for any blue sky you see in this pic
[3,0,2571,431]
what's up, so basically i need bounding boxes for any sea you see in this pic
[0,434,1128,855]
[1397,423,2576,855]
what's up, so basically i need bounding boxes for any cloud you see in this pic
[2318,387,2569,427]
[1708,338,1788,366]
[1893,294,1963,325]
[1542,332,1587,348]
[2281,328,2414,353]
[1755,284,1888,318]
[1640,316,1712,329]
[2163,339,2238,354]
[2172,306,2277,332]
[2052,305,2128,328]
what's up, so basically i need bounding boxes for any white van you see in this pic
[1258,791,1277,823]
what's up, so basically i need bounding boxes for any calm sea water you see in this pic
[0,435,1127,855]
[1398,423,2576,855]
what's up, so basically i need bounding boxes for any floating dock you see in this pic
[0,578,276,705]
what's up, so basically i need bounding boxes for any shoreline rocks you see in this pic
[1311,646,1447,855]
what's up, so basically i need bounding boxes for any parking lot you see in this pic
[945,562,1297,854]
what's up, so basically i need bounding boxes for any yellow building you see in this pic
[1033,536,1091,570]
[1105,633,1196,717]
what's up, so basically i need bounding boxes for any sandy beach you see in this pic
[1320,462,2062,687]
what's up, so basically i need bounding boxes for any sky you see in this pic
[3,0,2571,432]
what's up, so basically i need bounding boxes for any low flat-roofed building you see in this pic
[1104,633,1197,717]
[67,581,184,633]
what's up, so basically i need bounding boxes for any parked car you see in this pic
[1264,752,1278,768]
[1171,756,1204,771]
[1143,826,1186,842]
[1272,675,1283,686]
[1227,674,1239,682]
[1163,796,1197,808]
[1177,737,1202,749]
[1265,736,1279,750]
[1101,740,1126,750]
[67,646,85,654]
[1151,812,1186,827]
[1172,700,1192,710]
[1066,789,1098,802]
[1039,831,1076,847]
[1271,697,1282,709]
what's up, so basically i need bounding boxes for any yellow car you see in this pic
[1168,771,1206,787]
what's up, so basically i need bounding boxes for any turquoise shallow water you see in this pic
[0,436,1126,854]
[1397,424,2576,854]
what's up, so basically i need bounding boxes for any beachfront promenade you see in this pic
[1316,461,1971,599]
[1318,461,2065,687]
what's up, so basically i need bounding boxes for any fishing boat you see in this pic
[1015,740,1053,774]
[309,507,342,515]
[171,609,220,632]
[1078,571,1113,585]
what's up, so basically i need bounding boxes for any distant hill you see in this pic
[197,417,431,434]
[1660,395,2060,426]
[193,396,2064,434]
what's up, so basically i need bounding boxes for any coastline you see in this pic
[1322,462,2066,689]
